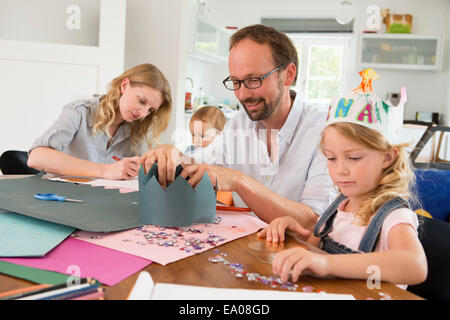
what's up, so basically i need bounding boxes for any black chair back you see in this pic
[408,215,450,299]
[0,150,39,174]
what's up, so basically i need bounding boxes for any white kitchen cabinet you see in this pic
[358,34,444,71]
[189,17,233,63]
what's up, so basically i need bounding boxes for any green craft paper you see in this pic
[0,211,75,257]
[0,261,70,285]
[138,164,216,227]
[0,174,141,232]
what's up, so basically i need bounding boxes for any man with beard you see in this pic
[139,25,335,236]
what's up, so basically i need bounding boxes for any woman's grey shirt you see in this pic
[29,97,143,164]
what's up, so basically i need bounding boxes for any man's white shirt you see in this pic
[192,91,336,216]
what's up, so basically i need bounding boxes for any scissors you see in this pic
[34,193,84,203]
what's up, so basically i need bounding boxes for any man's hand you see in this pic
[139,145,192,188]
[180,164,242,191]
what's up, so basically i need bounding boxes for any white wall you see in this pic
[125,0,195,145]
[0,0,126,160]
[0,0,100,46]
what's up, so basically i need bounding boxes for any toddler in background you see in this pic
[185,106,231,205]
[185,106,226,155]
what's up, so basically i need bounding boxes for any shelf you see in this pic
[358,33,443,71]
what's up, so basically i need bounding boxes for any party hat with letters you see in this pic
[326,68,406,144]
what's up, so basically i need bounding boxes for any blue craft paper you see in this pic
[0,211,75,257]
[138,164,216,227]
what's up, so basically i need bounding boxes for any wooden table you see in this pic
[0,175,423,300]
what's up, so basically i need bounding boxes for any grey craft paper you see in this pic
[138,164,216,227]
[0,173,141,232]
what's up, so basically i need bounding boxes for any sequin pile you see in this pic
[208,250,299,291]
[118,216,226,252]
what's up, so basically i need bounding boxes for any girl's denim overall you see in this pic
[313,194,409,254]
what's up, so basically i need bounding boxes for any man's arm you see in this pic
[180,164,319,233]
[233,170,318,230]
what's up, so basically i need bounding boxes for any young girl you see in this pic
[28,63,172,180]
[258,74,427,288]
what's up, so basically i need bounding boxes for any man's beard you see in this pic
[240,80,284,121]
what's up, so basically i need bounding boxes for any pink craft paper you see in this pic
[75,210,268,266]
[0,237,151,286]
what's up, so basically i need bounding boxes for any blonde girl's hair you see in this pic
[320,122,417,226]
[190,106,227,132]
[93,63,172,154]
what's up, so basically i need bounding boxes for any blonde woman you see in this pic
[28,64,171,179]
[258,87,427,288]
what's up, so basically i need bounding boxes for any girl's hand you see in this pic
[272,247,330,282]
[102,157,140,180]
[257,216,311,243]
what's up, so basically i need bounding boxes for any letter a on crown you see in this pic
[357,103,374,123]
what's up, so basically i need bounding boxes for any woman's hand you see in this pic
[257,216,311,243]
[272,247,330,282]
[102,157,140,180]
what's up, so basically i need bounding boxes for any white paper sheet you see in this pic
[46,176,139,191]
[128,272,355,300]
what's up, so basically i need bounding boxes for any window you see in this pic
[289,35,351,105]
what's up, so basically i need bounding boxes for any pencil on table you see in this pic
[216,205,252,212]
[70,288,105,300]
[0,284,51,300]
[15,278,96,300]
[46,284,101,300]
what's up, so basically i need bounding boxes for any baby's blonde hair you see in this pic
[320,122,416,226]
[94,63,172,154]
[190,106,226,132]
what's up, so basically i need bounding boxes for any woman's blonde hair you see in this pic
[320,122,417,226]
[93,63,172,154]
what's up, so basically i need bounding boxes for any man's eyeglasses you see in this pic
[222,64,287,91]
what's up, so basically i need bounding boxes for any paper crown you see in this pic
[326,68,406,144]
[138,164,216,227]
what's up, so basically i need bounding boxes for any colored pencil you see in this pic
[45,284,101,300]
[0,284,51,300]
[70,288,105,300]
[9,278,92,300]
[16,280,95,300]
[112,156,121,161]
[216,205,252,212]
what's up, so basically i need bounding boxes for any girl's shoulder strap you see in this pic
[313,193,347,238]
[358,197,410,253]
